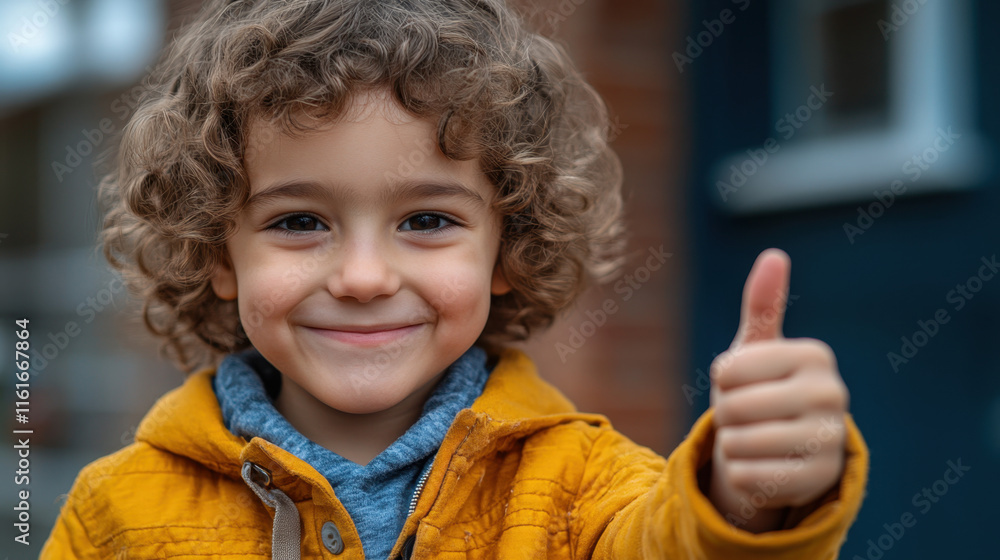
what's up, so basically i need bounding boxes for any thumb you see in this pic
[730,248,791,348]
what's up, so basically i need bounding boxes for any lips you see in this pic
[333,324,416,333]
[305,323,423,347]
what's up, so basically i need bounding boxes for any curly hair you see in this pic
[102,0,625,372]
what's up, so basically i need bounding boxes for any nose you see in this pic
[327,237,401,303]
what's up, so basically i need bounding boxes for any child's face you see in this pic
[210,90,510,415]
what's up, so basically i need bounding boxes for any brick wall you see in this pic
[515,0,690,455]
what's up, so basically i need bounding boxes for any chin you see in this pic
[332,398,404,416]
[321,386,411,415]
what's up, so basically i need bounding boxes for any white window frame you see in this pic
[712,0,989,214]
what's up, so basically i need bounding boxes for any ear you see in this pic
[490,258,512,296]
[210,253,238,301]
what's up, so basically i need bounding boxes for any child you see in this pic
[42,0,868,558]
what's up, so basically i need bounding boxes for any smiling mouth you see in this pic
[305,324,423,347]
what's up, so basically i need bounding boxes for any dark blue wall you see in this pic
[685,1,999,557]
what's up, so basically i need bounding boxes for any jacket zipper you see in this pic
[408,467,432,517]
[398,468,432,559]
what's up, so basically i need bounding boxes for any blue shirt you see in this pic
[213,345,491,559]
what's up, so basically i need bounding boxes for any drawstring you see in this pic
[242,462,302,560]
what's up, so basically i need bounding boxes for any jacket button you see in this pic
[321,521,344,554]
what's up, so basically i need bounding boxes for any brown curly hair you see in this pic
[102,0,625,372]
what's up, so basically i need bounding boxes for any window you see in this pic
[713,0,988,214]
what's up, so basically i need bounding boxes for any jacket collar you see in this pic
[134,347,609,483]
[456,347,609,458]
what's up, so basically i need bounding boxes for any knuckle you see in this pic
[729,400,753,424]
[716,428,739,457]
[715,396,751,427]
[832,381,850,411]
[802,338,837,366]
[804,387,845,412]
[711,350,738,384]
[713,402,732,427]
[815,459,843,489]
[810,455,841,480]
[728,464,761,494]
[709,359,726,385]
[823,379,849,411]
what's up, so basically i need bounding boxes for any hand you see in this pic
[707,248,849,533]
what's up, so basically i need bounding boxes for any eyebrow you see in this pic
[244,181,335,213]
[381,180,487,208]
[244,179,487,213]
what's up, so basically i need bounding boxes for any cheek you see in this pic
[234,268,302,336]
[423,258,494,320]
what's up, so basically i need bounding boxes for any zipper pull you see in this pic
[242,461,272,488]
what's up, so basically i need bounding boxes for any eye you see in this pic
[399,213,456,232]
[268,213,328,233]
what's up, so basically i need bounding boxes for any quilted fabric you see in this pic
[41,347,868,559]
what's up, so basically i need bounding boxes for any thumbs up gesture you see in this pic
[708,249,849,533]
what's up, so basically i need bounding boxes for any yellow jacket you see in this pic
[42,348,868,559]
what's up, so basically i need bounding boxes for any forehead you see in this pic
[242,90,492,201]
